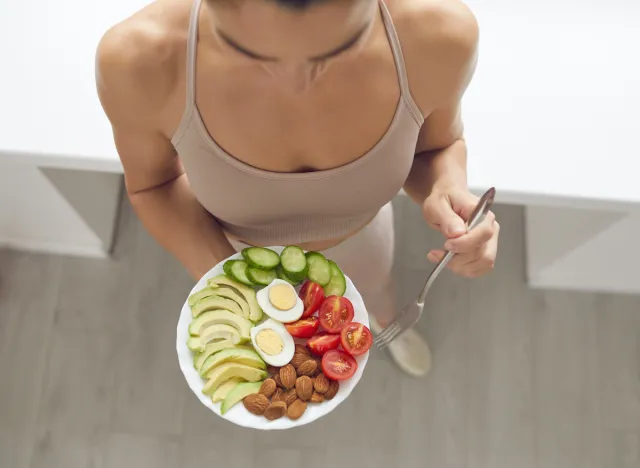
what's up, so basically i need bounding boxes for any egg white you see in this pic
[256,279,304,323]
[250,319,295,367]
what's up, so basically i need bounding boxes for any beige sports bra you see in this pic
[171,0,424,245]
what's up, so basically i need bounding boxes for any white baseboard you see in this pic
[527,277,640,296]
[0,237,109,258]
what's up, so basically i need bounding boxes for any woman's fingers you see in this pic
[443,210,496,254]
[427,221,499,278]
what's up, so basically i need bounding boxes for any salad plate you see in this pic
[176,245,370,430]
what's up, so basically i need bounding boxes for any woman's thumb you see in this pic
[424,196,467,238]
[443,212,467,238]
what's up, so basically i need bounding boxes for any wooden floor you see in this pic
[1,196,639,468]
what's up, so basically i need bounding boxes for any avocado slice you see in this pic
[209,288,250,319]
[211,377,244,403]
[188,286,218,308]
[200,348,266,377]
[192,296,244,318]
[201,324,243,345]
[208,275,263,322]
[187,331,240,353]
[220,381,263,415]
[202,362,267,396]
[193,340,242,371]
[187,336,205,353]
[189,309,252,339]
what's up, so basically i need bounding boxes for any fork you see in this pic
[374,187,497,349]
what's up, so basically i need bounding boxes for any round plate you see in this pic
[176,246,369,430]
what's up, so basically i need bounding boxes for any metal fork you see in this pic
[375,187,496,349]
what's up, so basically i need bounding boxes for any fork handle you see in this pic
[417,187,496,304]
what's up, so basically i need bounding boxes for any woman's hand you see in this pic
[422,183,499,278]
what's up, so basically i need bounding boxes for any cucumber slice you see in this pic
[276,265,300,285]
[305,251,331,286]
[324,260,347,296]
[222,260,235,278]
[242,247,280,271]
[246,267,277,286]
[280,246,308,282]
[228,260,254,286]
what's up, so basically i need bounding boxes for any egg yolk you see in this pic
[268,283,297,311]
[255,329,284,356]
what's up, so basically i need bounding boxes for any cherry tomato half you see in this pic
[307,332,341,356]
[299,280,325,319]
[285,316,320,339]
[318,296,354,334]
[321,349,358,381]
[340,322,372,356]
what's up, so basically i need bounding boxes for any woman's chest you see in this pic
[191,63,403,173]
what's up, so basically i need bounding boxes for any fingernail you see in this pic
[444,241,455,251]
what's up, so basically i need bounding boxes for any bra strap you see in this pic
[378,0,424,125]
[185,0,202,108]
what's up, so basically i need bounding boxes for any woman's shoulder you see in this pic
[95,0,191,125]
[387,0,480,113]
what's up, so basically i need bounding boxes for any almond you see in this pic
[324,379,339,400]
[259,379,277,398]
[264,401,287,420]
[297,359,317,377]
[295,376,313,401]
[287,399,307,420]
[284,388,298,407]
[313,373,330,394]
[243,393,270,415]
[290,353,309,369]
[273,373,285,389]
[267,365,280,376]
[295,344,311,356]
[280,364,297,390]
[271,388,285,404]
[310,392,325,403]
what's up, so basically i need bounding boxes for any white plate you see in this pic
[176,246,369,430]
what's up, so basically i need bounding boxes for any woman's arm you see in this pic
[96,28,236,280]
[401,0,479,204]
[403,104,468,206]
[404,103,498,278]
[128,169,237,281]
[401,7,498,278]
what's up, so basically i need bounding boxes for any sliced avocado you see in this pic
[188,309,252,339]
[211,377,244,403]
[220,381,263,415]
[187,336,205,353]
[188,286,218,308]
[188,334,237,353]
[200,348,266,377]
[192,296,244,318]
[193,340,242,371]
[209,288,250,319]
[202,363,267,396]
[200,324,243,346]
[208,274,263,322]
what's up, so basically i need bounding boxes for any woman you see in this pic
[96,0,499,377]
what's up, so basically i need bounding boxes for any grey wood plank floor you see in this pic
[1,196,639,468]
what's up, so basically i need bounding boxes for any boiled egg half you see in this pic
[250,319,295,367]
[256,279,304,323]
